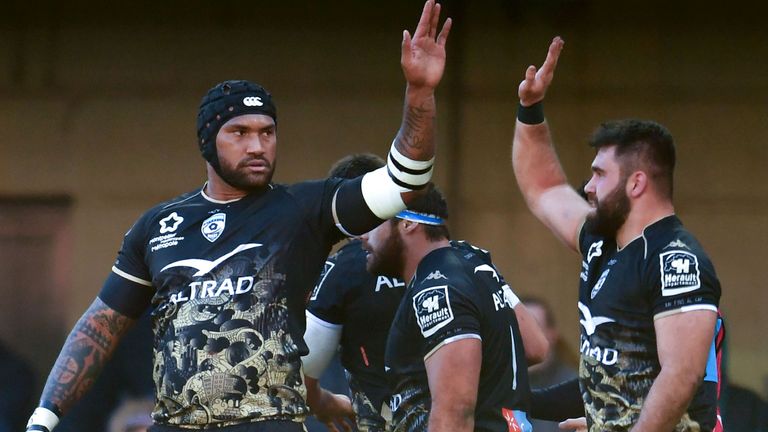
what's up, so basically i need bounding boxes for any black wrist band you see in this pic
[517,101,545,125]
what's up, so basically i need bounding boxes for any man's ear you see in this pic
[399,219,420,235]
[626,170,648,199]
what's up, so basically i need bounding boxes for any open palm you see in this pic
[401,0,452,89]
[518,37,564,106]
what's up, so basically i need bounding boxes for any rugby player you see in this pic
[24,2,451,431]
[511,37,722,431]
[303,155,549,432]
[363,187,539,432]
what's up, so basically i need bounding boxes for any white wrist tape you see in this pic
[302,311,343,379]
[387,143,434,189]
[361,167,408,219]
[27,407,59,431]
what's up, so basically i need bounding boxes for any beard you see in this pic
[366,226,405,279]
[584,179,631,239]
[216,155,276,193]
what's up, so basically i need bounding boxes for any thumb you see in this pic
[525,65,537,82]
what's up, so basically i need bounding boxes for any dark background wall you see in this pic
[0,0,765,398]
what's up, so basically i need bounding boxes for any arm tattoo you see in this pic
[394,98,435,160]
[39,297,134,413]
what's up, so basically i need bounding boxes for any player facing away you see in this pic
[24,2,451,431]
[511,38,722,431]
[362,187,539,432]
[303,155,548,432]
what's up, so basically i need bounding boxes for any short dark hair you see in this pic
[395,185,450,241]
[589,119,676,198]
[328,153,385,179]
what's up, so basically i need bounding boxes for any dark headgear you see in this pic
[196,80,277,173]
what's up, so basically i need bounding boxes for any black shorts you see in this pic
[148,420,305,432]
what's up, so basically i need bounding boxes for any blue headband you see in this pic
[395,210,445,226]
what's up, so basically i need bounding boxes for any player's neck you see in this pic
[617,200,675,248]
[205,165,250,201]
[403,238,451,284]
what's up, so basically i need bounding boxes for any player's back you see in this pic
[386,245,531,432]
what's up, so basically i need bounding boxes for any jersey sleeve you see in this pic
[307,249,351,325]
[98,212,155,318]
[647,242,721,319]
[410,280,481,361]
[287,178,347,245]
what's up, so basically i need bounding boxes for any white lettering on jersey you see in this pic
[390,393,403,413]
[492,284,518,311]
[161,243,262,276]
[412,285,454,337]
[201,213,226,242]
[587,240,603,263]
[310,261,335,301]
[159,212,184,234]
[170,276,255,304]
[580,338,619,366]
[375,276,405,292]
[578,301,615,336]
[659,250,701,296]
[473,264,500,282]
[590,269,610,299]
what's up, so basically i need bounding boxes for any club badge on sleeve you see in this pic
[412,285,454,337]
[659,250,701,296]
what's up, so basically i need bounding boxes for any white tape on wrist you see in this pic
[27,407,59,431]
[388,143,434,188]
[389,142,434,170]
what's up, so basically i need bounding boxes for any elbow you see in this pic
[430,398,475,430]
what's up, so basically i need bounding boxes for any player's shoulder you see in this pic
[412,246,473,292]
[285,177,344,197]
[130,187,205,231]
[645,215,713,262]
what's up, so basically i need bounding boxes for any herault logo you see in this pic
[413,285,453,337]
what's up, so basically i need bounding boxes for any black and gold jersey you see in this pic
[108,180,349,428]
[577,215,721,431]
[385,244,531,432]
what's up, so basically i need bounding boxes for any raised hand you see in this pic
[518,37,565,106]
[401,0,452,90]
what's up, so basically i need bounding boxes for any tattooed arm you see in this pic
[395,0,451,163]
[33,298,134,421]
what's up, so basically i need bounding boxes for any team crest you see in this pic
[201,213,226,242]
[590,269,610,299]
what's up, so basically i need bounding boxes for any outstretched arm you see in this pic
[395,0,451,164]
[26,298,134,431]
[511,37,590,252]
[333,1,451,234]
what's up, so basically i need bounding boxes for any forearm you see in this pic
[394,85,436,162]
[631,368,701,431]
[511,120,569,208]
[37,297,133,415]
[428,401,474,432]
